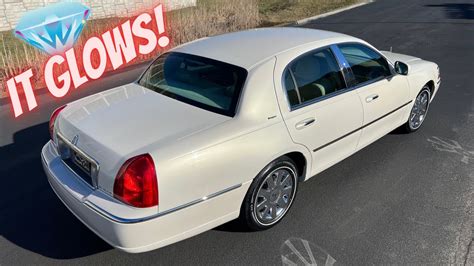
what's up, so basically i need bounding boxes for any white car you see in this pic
[42,28,440,253]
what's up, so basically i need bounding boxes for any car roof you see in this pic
[172,27,357,70]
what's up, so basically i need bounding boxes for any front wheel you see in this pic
[403,86,431,133]
[240,156,298,231]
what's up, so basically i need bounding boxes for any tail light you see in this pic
[49,105,67,140]
[113,154,158,208]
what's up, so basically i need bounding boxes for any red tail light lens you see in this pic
[113,154,158,208]
[49,105,67,140]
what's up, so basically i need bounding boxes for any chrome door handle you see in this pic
[295,118,316,130]
[366,94,379,103]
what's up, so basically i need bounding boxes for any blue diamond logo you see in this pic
[14,2,91,55]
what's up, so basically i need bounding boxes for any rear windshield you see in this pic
[138,52,248,117]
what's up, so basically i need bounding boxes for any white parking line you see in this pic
[428,136,474,164]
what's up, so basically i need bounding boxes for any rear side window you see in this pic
[284,48,346,108]
[138,52,247,117]
[283,71,300,106]
[338,43,391,85]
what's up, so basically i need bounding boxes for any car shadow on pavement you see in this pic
[425,3,474,19]
[214,219,250,233]
[0,123,111,259]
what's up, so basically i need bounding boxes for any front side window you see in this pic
[338,43,391,85]
[284,48,346,108]
[138,52,247,116]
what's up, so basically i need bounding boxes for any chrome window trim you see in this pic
[288,68,302,104]
[337,42,396,82]
[84,183,242,224]
[289,76,391,111]
[280,42,398,112]
[281,45,352,112]
[350,75,390,90]
[338,41,395,67]
[288,86,357,111]
[330,44,355,87]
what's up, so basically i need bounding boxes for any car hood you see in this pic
[56,83,231,171]
[381,51,421,64]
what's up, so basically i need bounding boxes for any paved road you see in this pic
[1,0,473,264]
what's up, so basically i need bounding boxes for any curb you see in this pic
[296,0,374,25]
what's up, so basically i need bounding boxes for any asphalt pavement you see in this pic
[0,0,473,264]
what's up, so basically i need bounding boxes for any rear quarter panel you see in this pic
[150,59,312,213]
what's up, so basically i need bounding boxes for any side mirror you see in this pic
[394,61,409,75]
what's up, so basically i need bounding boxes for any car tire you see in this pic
[240,156,298,231]
[402,85,431,133]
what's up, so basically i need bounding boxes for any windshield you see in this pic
[138,52,248,117]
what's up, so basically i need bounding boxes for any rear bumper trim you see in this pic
[42,140,248,252]
[84,183,242,224]
[42,140,243,224]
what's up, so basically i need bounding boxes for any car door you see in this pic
[275,46,364,176]
[337,43,411,149]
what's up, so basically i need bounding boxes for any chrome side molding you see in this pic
[85,183,243,224]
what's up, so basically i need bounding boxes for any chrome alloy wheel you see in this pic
[253,166,296,225]
[409,89,430,130]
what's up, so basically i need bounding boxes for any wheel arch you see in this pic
[282,151,308,183]
[425,80,435,99]
[406,59,437,97]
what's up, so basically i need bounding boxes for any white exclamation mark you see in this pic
[154,4,170,48]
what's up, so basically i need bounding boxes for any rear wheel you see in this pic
[403,86,431,133]
[240,156,298,231]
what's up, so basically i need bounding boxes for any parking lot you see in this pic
[0,0,473,264]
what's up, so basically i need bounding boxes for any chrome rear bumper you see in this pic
[42,141,248,253]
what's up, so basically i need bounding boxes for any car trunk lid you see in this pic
[56,83,230,191]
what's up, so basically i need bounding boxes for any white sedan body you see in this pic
[41,28,440,253]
